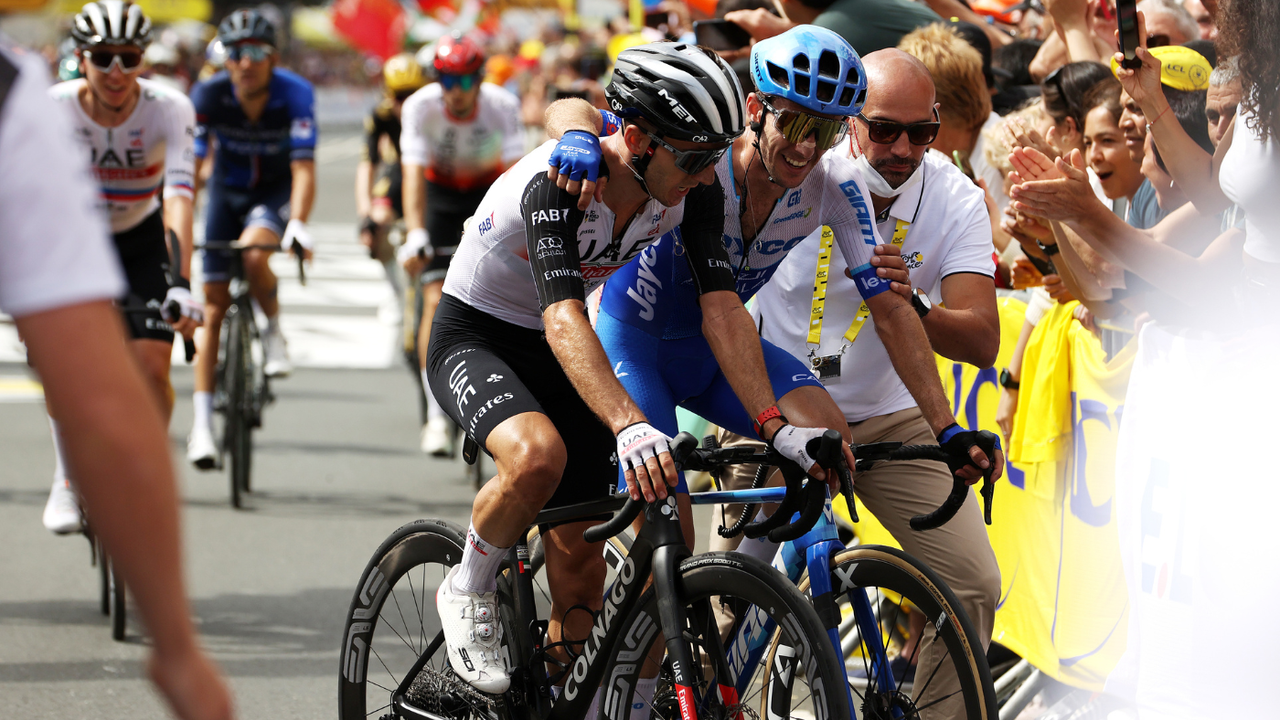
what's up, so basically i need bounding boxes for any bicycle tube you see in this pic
[599,551,851,720]
[223,306,245,508]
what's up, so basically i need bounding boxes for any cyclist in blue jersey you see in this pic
[545,27,1003,538]
[187,8,317,468]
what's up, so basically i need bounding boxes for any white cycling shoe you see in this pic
[42,477,82,534]
[187,425,218,470]
[422,418,453,457]
[436,566,510,694]
[263,326,292,378]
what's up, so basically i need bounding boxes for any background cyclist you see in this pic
[43,0,203,534]
[396,32,522,457]
[355,52,422,323]
[186,8,316,469]
[422,43,743,703]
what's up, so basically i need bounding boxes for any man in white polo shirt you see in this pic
[716,48,1001,717]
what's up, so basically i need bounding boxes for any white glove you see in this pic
[161,286,204,324]
[282,218,313,254]
[769,424,827,474]
[616,421,672,473]
[397,227,433,265]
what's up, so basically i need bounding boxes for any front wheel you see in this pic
[603,551,852,720]
[795,545,996,720]
[225,307,253,506]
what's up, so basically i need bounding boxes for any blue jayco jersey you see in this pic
[191,68,317,190]
[599,149,886,339]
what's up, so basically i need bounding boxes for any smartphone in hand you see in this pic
[693,19,752,52]
[1116,0,1142,69]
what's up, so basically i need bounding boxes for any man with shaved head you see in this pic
[736,47,1003,717]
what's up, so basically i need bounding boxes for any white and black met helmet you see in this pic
[606,42,746,145]
[70,0,152,49]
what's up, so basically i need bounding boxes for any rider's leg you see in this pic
[240,225,282,319]
[418,278,447,430]
[189,282,230,465]
[131,338,176,421]
[847,407,1000,719]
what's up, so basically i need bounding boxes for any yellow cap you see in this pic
[1110,45,1211,91]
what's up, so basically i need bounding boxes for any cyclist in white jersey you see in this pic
[42,0,203,535]
[396,32,523,456]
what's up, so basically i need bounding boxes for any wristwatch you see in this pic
[999,368,1020,391]
[1035,239,1060,257]
[911,288,932,318]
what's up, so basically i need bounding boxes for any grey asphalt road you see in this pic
[0,124,713,720]
[0,126,484,720]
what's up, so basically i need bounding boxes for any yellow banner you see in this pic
[837,296,1135,691]
[59,0,211,23]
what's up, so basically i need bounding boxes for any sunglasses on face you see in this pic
[227,43,273,63]
[643,130,730,175]
[758,95,850,149]
[439,73,480,91]
[85,49,143,73]
[856,110,941,146]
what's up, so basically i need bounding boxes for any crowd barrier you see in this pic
[836,294,1136,692]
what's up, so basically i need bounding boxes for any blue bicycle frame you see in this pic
[690,484,905,718]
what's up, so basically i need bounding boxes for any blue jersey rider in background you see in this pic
[186,8,317,469]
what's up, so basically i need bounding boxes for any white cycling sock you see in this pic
[266,314,281,336]
[193,391,214,431]
[452,523,510,595]
[49,416,70,484]
[734,510,779,565]
[422,368,446,423]
[630,676,658,720]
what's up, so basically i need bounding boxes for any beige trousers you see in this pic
[712,407,1000,718]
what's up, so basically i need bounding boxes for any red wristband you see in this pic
[753,406,787,440]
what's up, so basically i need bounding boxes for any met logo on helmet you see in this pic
[657,88,694,124]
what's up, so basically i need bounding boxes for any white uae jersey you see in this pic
[49,77,196,234]
[399,82,524,192]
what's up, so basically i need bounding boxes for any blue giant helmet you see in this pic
[749,25,867,117]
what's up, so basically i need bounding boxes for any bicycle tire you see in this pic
[603,551,852,720]
[96,535,110,616]
[223,307,246,509]
[338,519,486,720]
[231,309,254,501]
[109,557,126,641]
[782,545,996,720]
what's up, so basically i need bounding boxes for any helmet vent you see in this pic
[817,50,840,79]
[792,53,810,73]
[817,79,836,104]
[766,61,790,90]
[839,86,856,107]
[794,73,810,98]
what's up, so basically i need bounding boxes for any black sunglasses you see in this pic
[758,95,850,149]
[642,130,730,175]
[86,49,143,73]
[856,109,941,146]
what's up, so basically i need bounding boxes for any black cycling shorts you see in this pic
[114,208,174,343]
[421,182,488,284]
[426,293,616,509]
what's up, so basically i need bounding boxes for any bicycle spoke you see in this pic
[909,687,963,714]
[369,647,399,690]
[908,645,951,707]
[367,701,391,718]
[405,568,423,654]
[418,563,429,652]
[379,599,418,656]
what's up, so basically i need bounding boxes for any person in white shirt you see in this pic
[717,49,1002,719]
[0,33,233,720]
[42,0,202,534]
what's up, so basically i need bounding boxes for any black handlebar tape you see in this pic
[742,459,803,540]
[583,495,643,543]
[162,300,196,363]
[293,241,307,287]
[670,432,699,467]
[768,479,826,543]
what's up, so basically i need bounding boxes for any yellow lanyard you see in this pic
[806,219,911,348]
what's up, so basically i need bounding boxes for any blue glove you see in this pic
[549,130,603,184]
